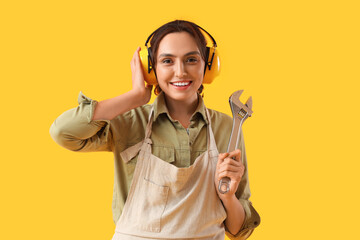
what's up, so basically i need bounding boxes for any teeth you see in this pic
[172,82,190,86]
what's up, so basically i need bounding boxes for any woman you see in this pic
[50,20,260,240]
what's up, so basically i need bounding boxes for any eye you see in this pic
[161,58,173,64]
[186,57,198,63]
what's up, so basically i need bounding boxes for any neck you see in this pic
[164,94,199,128]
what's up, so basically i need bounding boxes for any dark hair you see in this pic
[149,20,207,96]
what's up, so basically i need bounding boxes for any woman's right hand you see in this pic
[130,47,153,105]
[92,47,154,121]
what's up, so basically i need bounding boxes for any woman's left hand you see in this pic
[215,149,245,199]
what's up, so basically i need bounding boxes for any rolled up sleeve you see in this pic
[49,91,112,152]
[225,200,260,240]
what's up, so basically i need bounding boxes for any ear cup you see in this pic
[203,46,220,84]
[139,48,157,85]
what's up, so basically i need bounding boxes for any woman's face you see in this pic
[155,32,205,102]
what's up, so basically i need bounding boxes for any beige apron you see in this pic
[112,107,227,240]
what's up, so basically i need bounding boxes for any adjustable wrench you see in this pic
[218,90,253,194]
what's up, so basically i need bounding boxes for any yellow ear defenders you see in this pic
[139,24,220,85]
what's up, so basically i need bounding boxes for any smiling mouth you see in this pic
[170,81,192,87]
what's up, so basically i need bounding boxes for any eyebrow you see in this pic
[158,51,200,59]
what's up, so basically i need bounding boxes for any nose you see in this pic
[174,60,187,78]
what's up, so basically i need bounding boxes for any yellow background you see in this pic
[1,0,359,239]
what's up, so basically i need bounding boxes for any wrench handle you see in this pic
[218,102,247,194]
[219,177,231,194]
[218,156,236,194]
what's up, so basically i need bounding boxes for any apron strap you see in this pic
[120,140,144,163]
[144,108,154,140]
[205,108,219,156]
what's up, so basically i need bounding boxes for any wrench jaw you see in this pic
[245,96,253,112]
[229,90,244,104]
[229,90,253,118]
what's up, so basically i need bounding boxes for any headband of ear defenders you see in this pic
[139,24,221,85]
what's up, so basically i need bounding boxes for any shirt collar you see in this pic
[152,91,208,124]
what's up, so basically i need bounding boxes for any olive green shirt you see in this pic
[50,91,260,240]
